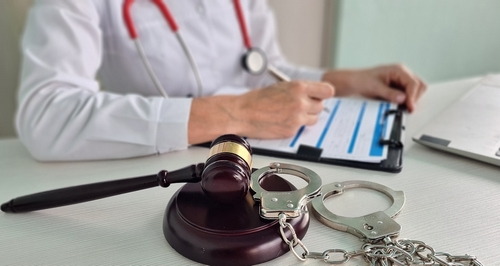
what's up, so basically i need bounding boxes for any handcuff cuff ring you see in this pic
[311,180,406,242]
[251,162,322,219]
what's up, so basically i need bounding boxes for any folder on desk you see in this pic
[413,75,500,167]
[244,98,406,173]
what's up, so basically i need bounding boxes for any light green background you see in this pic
[332,0,500,83]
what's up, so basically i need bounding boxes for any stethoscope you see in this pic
[123,0,290,98]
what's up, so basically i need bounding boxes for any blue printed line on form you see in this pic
[369,102,389,156]
[347,101,367,154]
[316,100,341,148]
[289,126,305,147]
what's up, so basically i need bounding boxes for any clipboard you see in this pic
[247,106,406,173]
[198,104,406,173]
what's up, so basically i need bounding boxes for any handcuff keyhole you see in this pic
[363,223,374,230]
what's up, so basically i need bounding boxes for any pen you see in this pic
[267,64,330,113]
[267,64,291,82]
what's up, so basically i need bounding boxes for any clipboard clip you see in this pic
[384,109,402,117]
[379,138,403,148]
[296,145,323,161]
[379,108,404,148]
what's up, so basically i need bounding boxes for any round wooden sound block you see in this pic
[163,175,309,266]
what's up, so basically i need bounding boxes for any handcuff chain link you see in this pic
[278,213,483,265]
[278,213,308,262]
[278,214,360,264]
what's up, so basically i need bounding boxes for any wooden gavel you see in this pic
[1,134,253,213]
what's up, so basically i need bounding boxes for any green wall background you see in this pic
[332,0,500,83]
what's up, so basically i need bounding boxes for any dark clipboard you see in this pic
[199,106,406,173]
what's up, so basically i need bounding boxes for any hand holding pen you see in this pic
[268,64,331,114]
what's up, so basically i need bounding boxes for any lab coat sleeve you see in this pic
[245,0,326,88]
[212,86,251,96]
[16,0,190,161]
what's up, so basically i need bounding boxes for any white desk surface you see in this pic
[1,76,499,265]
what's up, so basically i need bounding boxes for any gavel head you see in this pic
[201,134,253,204]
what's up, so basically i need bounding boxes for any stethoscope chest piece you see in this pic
[242,47,268,75]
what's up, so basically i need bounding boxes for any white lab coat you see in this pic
[16,0,324,161]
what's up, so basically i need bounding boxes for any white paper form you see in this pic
[247,98,396,162]
[414,82,500,158]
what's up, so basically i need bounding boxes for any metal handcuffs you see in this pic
[250,162,406,243]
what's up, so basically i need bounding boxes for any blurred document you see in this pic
[413,75,500,167]
[247,98,396,162]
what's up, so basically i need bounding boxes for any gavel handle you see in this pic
[1,163,205,213]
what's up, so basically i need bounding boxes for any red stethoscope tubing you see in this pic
[122,0,286,98]
[124,0,249,45]
[232,0,252,49]
[124,0,179,39]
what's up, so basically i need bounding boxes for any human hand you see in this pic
[232,81,335,139]
[187,81,333,144]
[322,64,426,112]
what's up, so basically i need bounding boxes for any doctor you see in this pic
[16,0,426,161]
